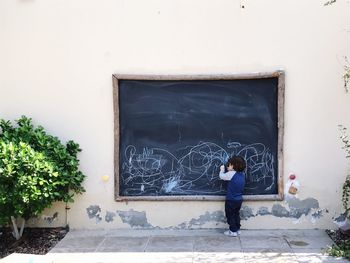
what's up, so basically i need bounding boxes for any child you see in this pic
[219,155,246,237]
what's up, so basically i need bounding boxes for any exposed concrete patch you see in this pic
[334,214,347,223]
[86,205,102,223]
[187,211,225,228]
[270,197,321,219]
[240,206,255,220]
[311,210,323,219]
[271,204,290,218]
[176,222,188,229]
[309,209,328,224]
[256,207,271,216]
[334,213,348,227]
[286,197,319,218]
[116,209,153,228]
[170,210,227,229]
[42,212,58,225]
[105,211,116,223]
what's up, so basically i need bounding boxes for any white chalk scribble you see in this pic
[121,141,276,196]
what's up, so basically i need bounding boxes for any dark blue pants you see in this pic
[225,200,242,232]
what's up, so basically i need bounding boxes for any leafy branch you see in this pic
[339,125,350,215]
[0,116,85,239]
[344,57,350,93]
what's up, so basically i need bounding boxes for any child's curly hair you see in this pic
[227,156,246,172]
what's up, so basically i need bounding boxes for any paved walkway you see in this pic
[1,229,349,262]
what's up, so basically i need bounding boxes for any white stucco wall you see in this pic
[1,0,350,229]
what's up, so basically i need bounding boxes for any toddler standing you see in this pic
[219,156,246,237]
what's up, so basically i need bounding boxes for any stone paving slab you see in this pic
[50,252,195,263]
[293,251,350,263]
[1,229,349,262]
[3,251,347,263]
[286,235,333,249]
[240,235,291,249]
[193,236,241,252]
[244,251,298,263]
[52,235,105,251]
[193,252,245,263]
[97,236,149,252]
[145,236,195,252]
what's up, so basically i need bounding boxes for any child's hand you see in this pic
[220,165,225,172]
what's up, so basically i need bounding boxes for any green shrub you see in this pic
[0,116,85,238]
[328,126,350,259]
[327,241,350,260]
[339,125,350,216]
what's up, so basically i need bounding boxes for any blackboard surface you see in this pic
[118,77,280,198]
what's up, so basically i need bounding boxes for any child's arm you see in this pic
[219,165,235,181]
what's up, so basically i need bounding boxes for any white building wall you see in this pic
[1,0,350,229]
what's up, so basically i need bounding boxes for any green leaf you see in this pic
[0,116,85,225]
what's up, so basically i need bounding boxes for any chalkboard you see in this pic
[113,72,284,201]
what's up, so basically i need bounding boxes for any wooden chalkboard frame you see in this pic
[113,71,285,201]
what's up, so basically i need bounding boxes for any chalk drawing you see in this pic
[121,141,275,196]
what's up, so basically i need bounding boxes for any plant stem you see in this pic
[19,219,25,237]
[10,216,20,240]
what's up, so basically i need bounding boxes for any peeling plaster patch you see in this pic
[188,211,225,226]
[173,211,226,229]
[116,209,153,228]
[310,209,326,224]
[334,214,347,223]
[311,210,323,219]
[105,211,116,223]
[270,197,321,220]
[86,205,102,223]
[42,212,58,225]
[176,223,188,229]
[271,204,290,218]
[240,206,255,220]
[188,211,225,227]
[256,207,271,216]
[334,214,347,227]
[286,197,319,218]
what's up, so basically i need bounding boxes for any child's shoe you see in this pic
[237,230,241,235]
[224,230,238,237]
